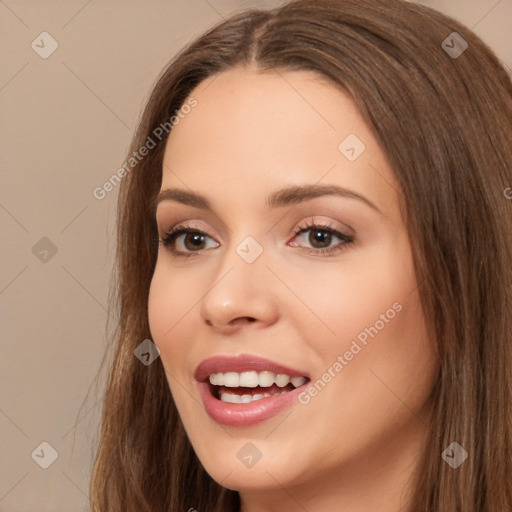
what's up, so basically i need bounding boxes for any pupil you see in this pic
[187,233,204,249]
[311,229,330,248]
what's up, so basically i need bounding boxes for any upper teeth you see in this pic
[209,371,306,388]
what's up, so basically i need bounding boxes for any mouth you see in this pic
[194,354,311,426]
[209,371,308,403]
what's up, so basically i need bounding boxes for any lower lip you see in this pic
[197,381,305,427]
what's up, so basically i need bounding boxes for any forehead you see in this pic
[161,66,400,219]
[164,66,361,163]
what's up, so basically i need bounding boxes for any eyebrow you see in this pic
[153,184,382,215]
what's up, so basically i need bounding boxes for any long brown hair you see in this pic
[89,0,512,510]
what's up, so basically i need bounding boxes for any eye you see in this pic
[290,219,354,255]
[159,221,218,257]
[158,219,355,257]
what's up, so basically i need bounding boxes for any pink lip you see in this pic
[194,354,310,427]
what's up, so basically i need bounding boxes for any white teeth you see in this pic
[220,392,242,404]
[223,372,239,387]
[219,390,289,403]
[220,392,261,403]
[209,373,224,386]
[239,371,259,387]
[275,374,290,387]
[209,370,308,388]
[290,376,306,387]
[258,371,275,387]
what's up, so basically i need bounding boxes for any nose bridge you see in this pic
[216,214,270,278]
[198,230,279,328]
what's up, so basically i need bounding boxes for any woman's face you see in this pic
[148,66,439,509]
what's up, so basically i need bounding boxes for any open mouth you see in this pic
[208,371,310,404]
[195,356,312,426]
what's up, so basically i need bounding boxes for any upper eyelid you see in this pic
[158,218,350,236]
[159,219,352,244]
[156,209,355,232]
[155,199,360,235]
[156,217,222,237]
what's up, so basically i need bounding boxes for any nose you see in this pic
[199,244,279,334]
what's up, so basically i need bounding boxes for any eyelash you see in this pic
[158,219,354,258]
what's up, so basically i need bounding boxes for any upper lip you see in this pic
[194,354,310,383]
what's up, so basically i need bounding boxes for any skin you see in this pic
[148,66,440,512]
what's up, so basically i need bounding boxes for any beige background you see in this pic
[1,1,510,510]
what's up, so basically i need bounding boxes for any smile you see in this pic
[195,355,310,426]
[211,371,307,403]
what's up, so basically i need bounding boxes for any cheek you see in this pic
[361,282,437,398]
[315,249,436,420]
[147,268,168,343]
[297,237,436,401]
[147,263,186,359]
[288,241,416,355]
[147,265,197,409]
[147,261,198,341]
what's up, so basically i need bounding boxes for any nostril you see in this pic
[231,317,256,325]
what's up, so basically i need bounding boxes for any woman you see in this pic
[89,0,512,510]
